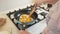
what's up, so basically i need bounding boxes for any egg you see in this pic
[19,14,33,23]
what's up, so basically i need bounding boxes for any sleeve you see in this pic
[46,9,54,24]
[57,13,60,33]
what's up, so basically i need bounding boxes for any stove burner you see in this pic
[7,5,49,30]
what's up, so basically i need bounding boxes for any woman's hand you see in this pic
[33,0,47,6]
[42,27,49,34]
[19,30,30,34]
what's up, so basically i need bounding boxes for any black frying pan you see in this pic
[14,9,38,25]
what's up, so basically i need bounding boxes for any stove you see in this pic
[6,5,51,30]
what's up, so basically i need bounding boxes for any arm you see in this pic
[46,0,58,4]
[33,0,58,6]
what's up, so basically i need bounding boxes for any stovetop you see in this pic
[6,5,49,30]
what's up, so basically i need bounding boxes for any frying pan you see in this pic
[14,9,38,27]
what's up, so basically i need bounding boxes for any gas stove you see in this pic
[6,5,50,30]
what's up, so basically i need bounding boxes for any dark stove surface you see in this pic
[7,5,48,30]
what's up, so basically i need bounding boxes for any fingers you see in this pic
[33,0,42,6]
[19,30,30,34]
[33,0,46,7]
[42,28,49,34]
